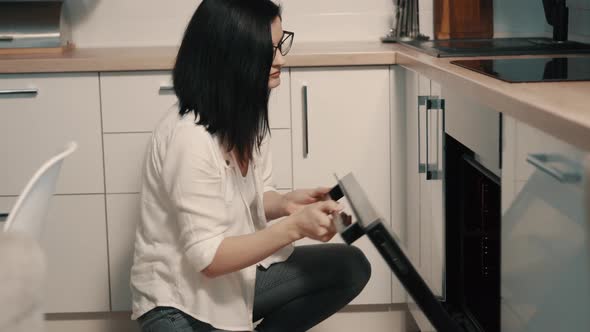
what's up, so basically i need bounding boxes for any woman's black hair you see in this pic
[173,0,281,163]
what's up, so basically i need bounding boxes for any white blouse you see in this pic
[130,108,294,331]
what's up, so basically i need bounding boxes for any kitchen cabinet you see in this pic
[0,73,109,314]
[0,73,104,195]
[501,116,590,332]
[290,66,396,304]
[0,195,110,313]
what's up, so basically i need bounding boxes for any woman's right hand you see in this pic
[288,200,342,242]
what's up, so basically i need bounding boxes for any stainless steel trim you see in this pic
[302,84,309,159]
[526,153,582,183]
[463,155,501,185]
[0,88,38,96]
[0,1,64,49]
[417,95,428,173]
[158,85,174,93]
[430,98,445,180]
[425,100,431,180]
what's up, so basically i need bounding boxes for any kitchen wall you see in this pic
[494,0,590,42]
[64,0,394,47]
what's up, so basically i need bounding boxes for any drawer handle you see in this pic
[0,36,14,42]
[302,84,309,159]
[159,85,174,93]
[526,153,582,183]
[0,89,38,96]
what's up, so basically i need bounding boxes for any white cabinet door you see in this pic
[416,74,446,298]
[501,117,590,332]
[291,67,392,304]
[106,193,141,311]
[404,70,442,332]
[0,73,104,195]
[0,195,110,313]
[389,66,407,304]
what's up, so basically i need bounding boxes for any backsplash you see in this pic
[64,0,394,47]
[61,0,590,47]
[564,0,590,42]
[494,0,590,42]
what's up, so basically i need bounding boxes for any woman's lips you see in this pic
[270,71,280,78]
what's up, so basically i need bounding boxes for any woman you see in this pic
[130,0,371,331]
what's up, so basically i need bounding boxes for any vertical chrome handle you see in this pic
[425,101,431,180]
[302,84,309,159]
[431,98,445,180]
[0,89,38,96]
[418,95,428,174]
[526,153,582,183]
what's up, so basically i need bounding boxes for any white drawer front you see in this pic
[104,130,291,193]
[104,133,150,194]
[268,69,291,129]
[106,194,141,311]
[0,195,110,313]
[0,73,104,195]
[269,129,292,189]
[100,69,290,133]
[101,71,177,133]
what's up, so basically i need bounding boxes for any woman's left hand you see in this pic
[282,187,332,215]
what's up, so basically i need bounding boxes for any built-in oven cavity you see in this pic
[445,134,500,332]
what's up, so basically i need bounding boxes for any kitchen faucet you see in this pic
[543,0,569,42]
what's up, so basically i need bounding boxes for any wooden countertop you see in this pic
[0,42,589,151]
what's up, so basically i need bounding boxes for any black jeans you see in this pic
[138,244,371,332]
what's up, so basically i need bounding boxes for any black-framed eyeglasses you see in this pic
[273,30,294,60]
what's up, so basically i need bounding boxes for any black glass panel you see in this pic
[451,57,590,83]
[400,37,590,58]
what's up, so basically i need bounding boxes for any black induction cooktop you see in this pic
[451,57,590,83]
[400,37,590,58]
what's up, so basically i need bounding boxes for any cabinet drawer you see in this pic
[104,129,292,193]
[100,69,290,133]
[103,133,150,194]
[0,73,104,195]
[106,194,141,311]
[515,121,585,181]
[269,129,292,189]
[268,69,291,129]
[0,195,110,313]
[100,71,177,133]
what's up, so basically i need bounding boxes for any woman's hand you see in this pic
[282,187,332,215]
[287,200,342,242]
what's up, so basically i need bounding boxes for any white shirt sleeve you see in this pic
[161,126,230,272]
